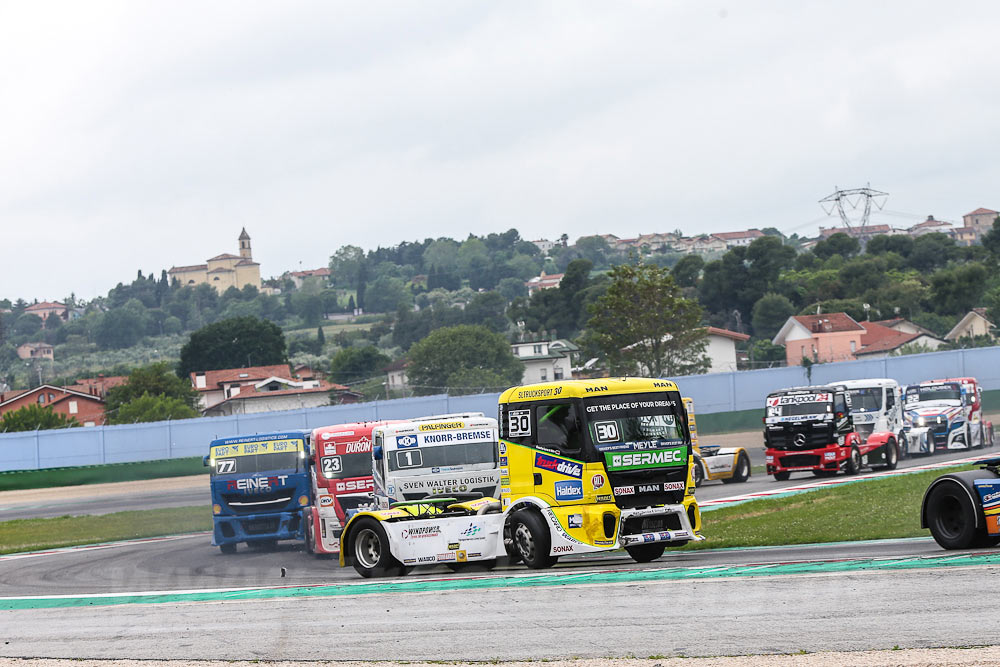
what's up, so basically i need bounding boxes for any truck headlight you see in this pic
[917,416,926,427]
[299,495,309,506]
[213,504,222,515]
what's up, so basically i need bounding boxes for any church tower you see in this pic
[238,228,252,259]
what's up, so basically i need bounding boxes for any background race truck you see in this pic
[205,430,311,554]
[371,413,501,506]
[684,397,750,487]
[339,378,703,577]
[306,421,395,556]
[922,456,1000,549]
[902,378,992,454]
[764,385,890,480]
[833,378,902,466]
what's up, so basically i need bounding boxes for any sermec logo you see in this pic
[534,453,582,478]
[554,480,584,501]
[606,447,686,471]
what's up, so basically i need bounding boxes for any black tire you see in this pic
[898,432,909,460]
[773,471,790,481]
[722,452,750,484]
[974,533,1000,548]
[509,510,557,569]
[967,423,975,449]
[692,458,705,488]
[626,543,666,563]
[925,481,982,550]
[349,517,405,578]
[305,516,316,555]
[503,524,522,565]
[219,542,237,555]
[928,435,936,455]
[845,447,862,475]
[881,439,899,471]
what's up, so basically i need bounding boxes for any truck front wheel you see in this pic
[510,510,557,569]
[219,543,237,555]
[350,518,405,578]
[773,471,790,481]
[926,482,980,550]
[881,440,898,471]
[845,447,862,475]
[626,543,666,563]
[723,452,750,484]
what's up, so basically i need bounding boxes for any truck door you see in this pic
[532,402,585,503]
[885,386,897,431]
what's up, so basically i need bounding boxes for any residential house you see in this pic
[202,379,356,417]
[953,226,979,246]
[635,232,678,252]
[66,374,128,399]
[772,313,866,366]
[908,216,954,237]
[945,309,995,342]
[286,267,330,288]
[531,239,555,254]
[525,271,564,296]
[691,235,727,254]
[854,321,945,359]
[597,234,620,246]
[16,342,53,361]
[511,339,578,384]
[704,327,750,373]
[963,208,998,238]
[819,224,896,241]
[384,359,410,394]
[168,228,261,294]
[871,318,937,338]
[711,229,765,248]
[191,364,326,411]
[25,302,69,326]
[0,384,106,426]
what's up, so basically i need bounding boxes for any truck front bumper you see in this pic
[213,509,305,546]
[766,445,844,474]
[618,504,705,546]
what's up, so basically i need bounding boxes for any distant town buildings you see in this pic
[511,338,578,384]
[168,228,262,293]
[16,342,54,361]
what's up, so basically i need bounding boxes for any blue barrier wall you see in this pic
[2,346,999,472]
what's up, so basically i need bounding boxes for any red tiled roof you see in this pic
[213,380,347,405]
[68,376,128,396]
[208,253,242,261]
[235,259,259,266]
[711,229,764,241]
[25,301,66,311]
[705,326,750,342]
[792,313,864,333]
[169,264,208,273]
[857,330,921,354]
[860,321,903,347]
[191,365,294,391]
[383,359,409,372]
[290,268,330,278]
[911,218,952,229]
[966,208,998,216]
[0,384,102,408]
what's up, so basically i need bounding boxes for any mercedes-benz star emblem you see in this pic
[794,433,807,446]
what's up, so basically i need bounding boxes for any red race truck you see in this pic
[305,421,397,556]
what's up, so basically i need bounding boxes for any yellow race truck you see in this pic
[339,378,704,577]
[685,397,752,487]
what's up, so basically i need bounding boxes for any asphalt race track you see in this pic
[3,535,1000,659]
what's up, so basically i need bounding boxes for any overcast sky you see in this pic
[3,2,1000,301]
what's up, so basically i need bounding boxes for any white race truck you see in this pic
[371,413,501,507]
[903,379,980,454]
[834,378,904,463]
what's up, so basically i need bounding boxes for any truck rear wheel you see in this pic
[510,510,557,569]
[845,447,862,475]
[926,481,980,550]
[219,543,237,555]
[692,458,705,487]
[881,440,898,471]
[722,453,750,484]
[625,543,666,563]
[350,517,405,578]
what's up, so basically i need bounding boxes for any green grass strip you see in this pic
[0,506,211,555]
[685,464,974,550]
[0,457,205,492]
[4,548,999,610]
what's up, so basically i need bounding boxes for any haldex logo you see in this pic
[534,453,582,478]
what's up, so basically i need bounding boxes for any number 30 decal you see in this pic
[508,409,531,437]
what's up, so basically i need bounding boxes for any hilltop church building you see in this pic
[168,229,262,293]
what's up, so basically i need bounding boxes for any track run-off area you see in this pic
[3,448,1000,659]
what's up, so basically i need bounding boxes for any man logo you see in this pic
[794,433,807,446]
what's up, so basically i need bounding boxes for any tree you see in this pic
[178,316,287,377]
[907,233,957,272]
[12,313,43,337]
[671,255,704,288]
[981,217,1000,258]
[107,393,199,425]
[328,245,365,288]
[329,346,391,385]
[93,308,148,350]
[364,275,410,313]
[407,325,524,395]
[105,362,200,415]
[751,293,796,340]
[0,404,79,432]
[585,264,709,377]
[317,326,326,346]
[44,312,63,330]
[813,233,860,260]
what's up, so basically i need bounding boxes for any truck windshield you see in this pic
[387,440,497,473]
[582,392,687,446]
[907,384,961,404]
[766,393,833,418]
[320,453,371,480]
[209,438,304,476]
[847,388,882,412]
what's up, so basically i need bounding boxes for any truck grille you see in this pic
[222,491,294,515]
[766,425,834,450]
[242,517,280,535]
[607,466,688,509]
[930,424,949,447]
[777,453,820,468]
[623,513,682,535]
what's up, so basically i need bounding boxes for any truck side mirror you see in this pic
[373,445,383,461]
[203,455,210,467]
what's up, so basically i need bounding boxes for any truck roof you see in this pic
[498,377,679,403]
[378,415,497,438]
[209,430,309,447]
[311,421,394,442]
[767,385,843,397]
[833,378,899,390]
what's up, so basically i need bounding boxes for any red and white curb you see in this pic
[701,453,997,510]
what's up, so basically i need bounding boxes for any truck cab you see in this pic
[306,421,395,555]
[833,378,903,464]
[205,430,312,554]
[371,413,501,506]
[904,377,993,452]
[764,385,872,480]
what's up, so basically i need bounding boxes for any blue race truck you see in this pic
[204,430,312,554]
